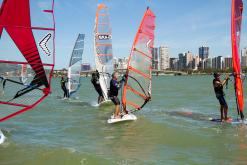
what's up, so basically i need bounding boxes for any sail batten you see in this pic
[231,0,244,119]
[122,8,155,112]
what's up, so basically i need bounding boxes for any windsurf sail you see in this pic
[20,64,28,85]
[122,7,155,112]
[67,34,85,97]
[94,3,113,102]
[231,0,245,119]
[0,0,55,122]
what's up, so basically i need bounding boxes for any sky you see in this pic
[1,0,247,69]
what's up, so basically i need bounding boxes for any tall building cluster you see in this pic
[151,45,247,71]
[113,57,129,70]
[151,45,170,70]
[112,46,247,72]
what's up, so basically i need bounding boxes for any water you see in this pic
[0,76,247,165]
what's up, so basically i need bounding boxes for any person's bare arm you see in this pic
[222,74,230,86]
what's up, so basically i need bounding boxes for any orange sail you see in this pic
[231,0,244,119]
[122,7,155,112]
[94,4,113,102]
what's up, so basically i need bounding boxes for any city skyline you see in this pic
[1,0,247,69]
[53,0,247,69]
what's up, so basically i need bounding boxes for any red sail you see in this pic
[231,0,244,118]
[122,8,155,111]
[0,0,55,121]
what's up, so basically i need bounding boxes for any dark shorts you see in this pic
[217,95,228,106]
[110,96,120,105]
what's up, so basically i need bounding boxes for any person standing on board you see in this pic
[91,70,104,104]
[213,73,230,121]
[61,76,69,98]
[109,72,127,118]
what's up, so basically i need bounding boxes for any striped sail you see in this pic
[94,3,113,102]
[68,34,85,97]
[122,7,155,112]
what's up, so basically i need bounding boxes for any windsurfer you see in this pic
[109,72,127,118]
[91,70,104,103]
[213,73,230,121]
[61,76,69,98]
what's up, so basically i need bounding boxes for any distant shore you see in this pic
[52,69,230,77]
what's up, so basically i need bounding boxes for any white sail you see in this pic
[68,34,85,97]
[94,4,114,101]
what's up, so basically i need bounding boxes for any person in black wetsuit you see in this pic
[61,76,69,98]
[213,73,230,121]
[109,72,127,118]
[91,70,104,104]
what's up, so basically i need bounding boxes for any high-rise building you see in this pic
[170,58,179,70]
[224,57,232,69]
[159,46,169,70]
[212,56,223,69]
[217,56,224,69]
[178,53,185,70]
[185,51,193,69]
[152,47,159,70]
[192,55,200,70]
[199,46,209,60]
[242,48,247,68]
[203,58,212,69]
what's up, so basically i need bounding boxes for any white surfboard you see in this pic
[99,99,112,106]
[0,130,6,144]
[107,114,137,124]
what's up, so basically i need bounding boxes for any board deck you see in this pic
[107,114,137,124]
[99,100,112,106]
[209,117,247,125]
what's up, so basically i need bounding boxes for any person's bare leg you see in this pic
[224,105,228,121]
[114,105,120,118]
[122,103,128,115]
[220,105,224,121]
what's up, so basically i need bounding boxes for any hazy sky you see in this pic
[1,0,247,69]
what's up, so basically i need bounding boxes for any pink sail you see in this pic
[122,7,155,112]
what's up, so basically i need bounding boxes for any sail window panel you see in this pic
[129,50,151,77]
[127,69,151,97]
[125,89,145,110]
[135,34,153,58]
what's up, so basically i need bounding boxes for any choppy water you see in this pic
[0,76,247,165]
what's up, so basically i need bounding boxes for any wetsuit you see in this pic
[61,78,68,98]
[91,73,103,98]
[109,79,123,105]
[213,79,228,107]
